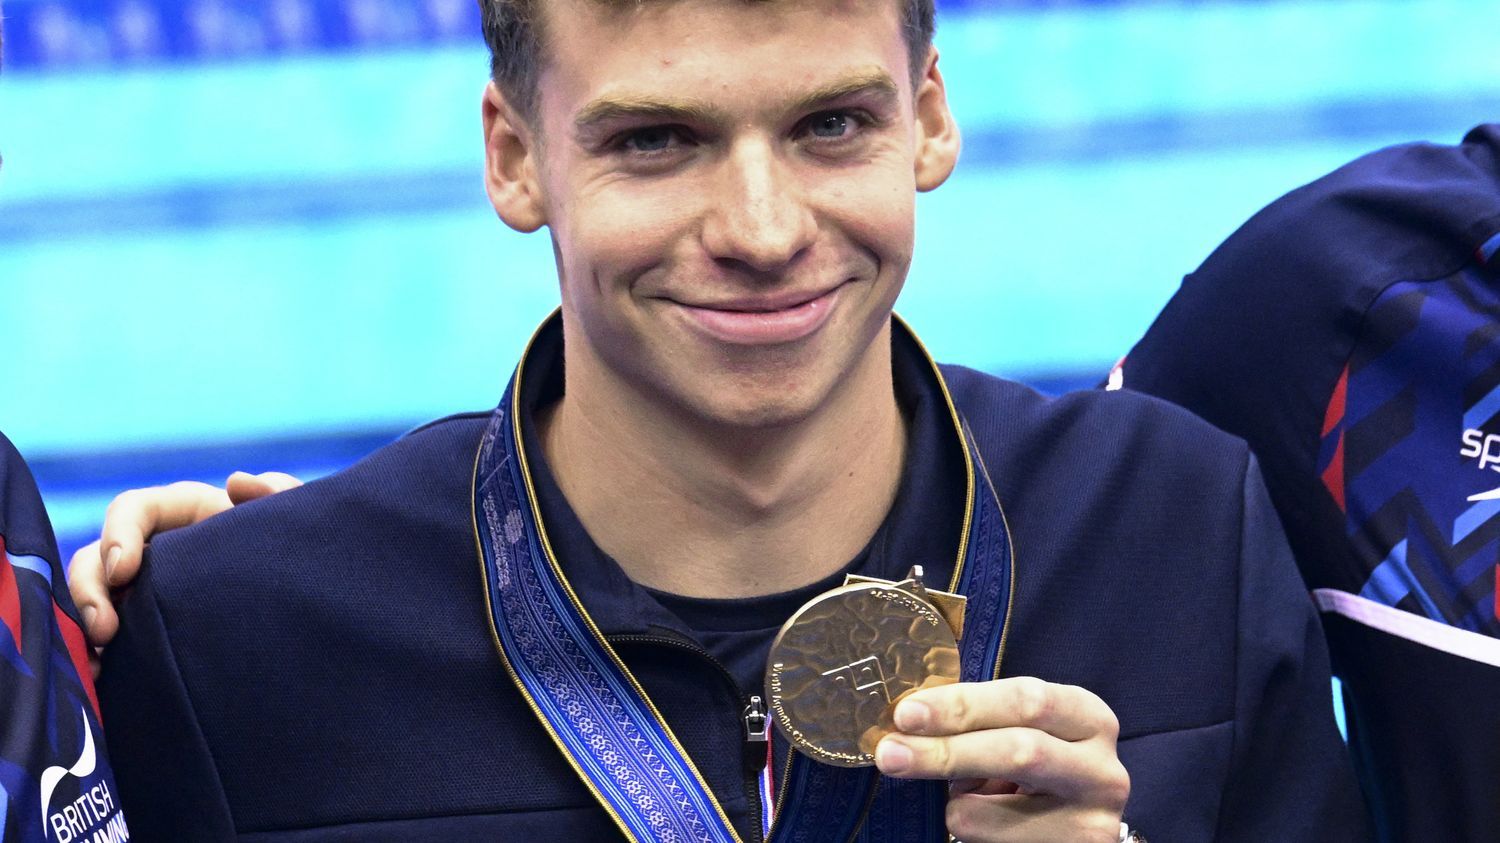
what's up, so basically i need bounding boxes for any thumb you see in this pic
[226,471,304,505]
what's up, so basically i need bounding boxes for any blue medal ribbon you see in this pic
[473,315,1014,842]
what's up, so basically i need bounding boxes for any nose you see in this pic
[700,140,816,275]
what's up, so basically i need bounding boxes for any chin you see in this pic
[703,393,822,431]
[663,362,835,433]
[665,316,891,433]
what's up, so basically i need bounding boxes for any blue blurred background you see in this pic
[1,0,1498,560]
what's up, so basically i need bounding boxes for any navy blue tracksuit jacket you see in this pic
[1124,124,1500,842]
[93,323,1368,841]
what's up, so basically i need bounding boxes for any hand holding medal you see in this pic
[768,567,1131,842]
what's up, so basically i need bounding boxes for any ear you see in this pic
[912,48,960,193]
[483,82,548,233]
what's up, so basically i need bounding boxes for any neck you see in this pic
[539,325,908,599]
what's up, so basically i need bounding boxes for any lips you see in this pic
[673,284,845,345]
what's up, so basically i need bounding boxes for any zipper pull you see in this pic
[743,695,770,772]
[744,695,770,744]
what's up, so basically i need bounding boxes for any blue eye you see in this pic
[809,113,851,138]
[624,127,675,152]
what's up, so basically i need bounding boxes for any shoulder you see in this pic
[1121,126,1500,467]
[0,431,60,560]
[1134,125,1500,365]
[100,412,508,829]
[940,364,1249,476]
[142,411,490,592]
[225,409,486,527]
[940,364,1253,559]
[1201,124,1500,292]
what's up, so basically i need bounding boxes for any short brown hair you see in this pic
[478,0,936,122]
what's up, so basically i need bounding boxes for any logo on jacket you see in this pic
[1319,271,1500,635]
[40,709,128,842]
[1460,429,1500,501]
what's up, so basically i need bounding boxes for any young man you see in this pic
[58,1,1366,840]
[1119,124,1500,842]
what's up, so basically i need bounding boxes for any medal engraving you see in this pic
[822,656,891,701]
[766,578,961,767]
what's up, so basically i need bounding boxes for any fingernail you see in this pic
[81,605,98,634]
[894,699,932,733]
[876,738,914,775]
[104,546,122,583]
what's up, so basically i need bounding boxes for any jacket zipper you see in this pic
[743,695,770,745]
[609,633,770,843]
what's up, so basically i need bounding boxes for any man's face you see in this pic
[499,0,956,428]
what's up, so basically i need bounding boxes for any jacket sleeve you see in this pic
[96,547,237,841]
[1215,457,1371,840]
[1,433,131,843]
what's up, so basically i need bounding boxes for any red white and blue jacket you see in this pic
[0,433,128,842]
[1122,123,1500,842]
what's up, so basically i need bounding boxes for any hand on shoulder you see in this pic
[69,471,302,666]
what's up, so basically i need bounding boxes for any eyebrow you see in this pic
[572,69,901,139]
[786,70,900,118]
[573,97,725,138]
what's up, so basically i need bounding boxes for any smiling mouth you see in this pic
[673,284,846,345]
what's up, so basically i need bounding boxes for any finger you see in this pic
[876,727,1129,803]
[99,482,232,588]
[945,792,1124,843]
[67,540,120,647]
[894,677,1119,742]
[226,471,303,505]
[951,777,1019,797]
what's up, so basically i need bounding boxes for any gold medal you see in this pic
[765,567,964,767]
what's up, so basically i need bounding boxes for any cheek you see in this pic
[820,168,916,268]
[551,173,707,293]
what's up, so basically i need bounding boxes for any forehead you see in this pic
[534,0,911,115]
[539,0,905,40]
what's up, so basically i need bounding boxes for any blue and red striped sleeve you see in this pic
[0,432,129,842]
